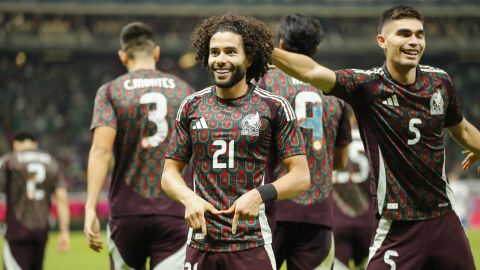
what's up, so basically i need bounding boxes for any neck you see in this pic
[127,57,156,72]
[215,80,249,99]
[386,61,417,85]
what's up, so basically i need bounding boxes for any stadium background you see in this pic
[0,0,479,268]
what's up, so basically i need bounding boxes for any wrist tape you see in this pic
[256,183,278,203]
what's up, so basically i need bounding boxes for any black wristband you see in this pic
[256,183,277,203]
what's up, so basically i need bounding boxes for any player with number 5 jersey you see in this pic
[85,22,194,270]
[162,15,310,270]
[273,5,480,270]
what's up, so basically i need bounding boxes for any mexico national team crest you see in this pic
[430,91,444,115]
[241,112,260,136]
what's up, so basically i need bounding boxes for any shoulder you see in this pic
[253,86,296,120]
[419,64,451,80]
[335,67,383,83]
[176,87,212,120]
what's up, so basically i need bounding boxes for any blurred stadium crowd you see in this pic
[0,2,479,192]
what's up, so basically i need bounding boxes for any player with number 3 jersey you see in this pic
[85,22,194,269]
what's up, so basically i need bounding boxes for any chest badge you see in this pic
[241,112,260,136]
[430,91,444,115]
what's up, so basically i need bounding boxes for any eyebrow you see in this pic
[210,46,238,51]
[396,28,424,35]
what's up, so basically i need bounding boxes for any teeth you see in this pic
[403,50,418,55]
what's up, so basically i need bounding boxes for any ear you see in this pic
[246,55,253,68]
[118,50,128,66]
[279,39,286,50]
[376,34,386,49]
[153,46,160,62]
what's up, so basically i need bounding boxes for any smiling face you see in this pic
[377,18,425,71]
[208,31,252,90]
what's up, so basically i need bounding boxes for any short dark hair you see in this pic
[191,14,274,82]
[13,130,37,143]
[119,21,156,59]
[279,14,324,57]
[379,5,424,33]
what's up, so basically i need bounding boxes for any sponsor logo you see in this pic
[382,95,400,107]
[192,117,208,130]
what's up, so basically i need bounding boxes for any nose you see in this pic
[217,52,226,63]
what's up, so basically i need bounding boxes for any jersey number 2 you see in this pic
[26,163,46,200]
[140,92,168,148]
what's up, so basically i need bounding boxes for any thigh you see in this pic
[150,217,188,270]
[3,240,35,270]
[31,238,48,270]
[366,217,424,270]
[273,222,291,268]
[184,246,213,270]
[108,217,148,270]
[226,245,276,270]
[287,224,333,270]
[423,212,475,270]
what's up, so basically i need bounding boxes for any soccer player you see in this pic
[0,131,70,270]
[84,22,194,269]
[161,15,310,270]
[256,14,351,270]
[332,115,375,270]
[272,5,480,269]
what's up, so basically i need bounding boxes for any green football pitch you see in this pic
[0,230,479,269]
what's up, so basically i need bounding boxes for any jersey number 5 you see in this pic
[407,118,422,145]
[140,92,168,148]
[26,163,46,200]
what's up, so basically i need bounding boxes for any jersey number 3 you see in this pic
[140,92,168,148]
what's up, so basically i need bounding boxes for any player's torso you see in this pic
[3,151,58,231]
[353,66,455,219]
[188,86,278,209]
[262,69,344,205]
[107,70,191,200]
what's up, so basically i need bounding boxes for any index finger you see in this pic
[232,211,239,234]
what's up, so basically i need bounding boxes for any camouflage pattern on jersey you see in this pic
[259,68,351,206]
[330,64,463,221]
[91,69,194,217]
[166,84,305,252]
[0,150,65,241]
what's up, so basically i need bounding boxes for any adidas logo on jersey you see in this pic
[192,117,208,130]
[382,95,399,107]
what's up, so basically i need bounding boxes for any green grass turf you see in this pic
[0,230,478,269]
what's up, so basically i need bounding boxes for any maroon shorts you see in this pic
[332,202,375,266]
[273,222,333,270]
[108,215,188,270]
[185,245,276,270]
[3,238,47,270]
[367,211,475,270]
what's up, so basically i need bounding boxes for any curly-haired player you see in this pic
[162,15,310,270]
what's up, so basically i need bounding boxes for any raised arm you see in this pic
[84,126,115,252]
[272,48,337,93]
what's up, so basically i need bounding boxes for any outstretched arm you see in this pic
[447,119,480,173]
[162,159,220,236]
[272,48,337,93]
[84,126,115,252]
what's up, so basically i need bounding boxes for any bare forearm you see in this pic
[272,156,310,200]
[85,147,112,211]
[272,48,336,92]
[55,188,70,234]
[449,119,480,156]
[162,161,196,205]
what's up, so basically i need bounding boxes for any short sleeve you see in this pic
[90,83,117,131]
[164,98,192,163]
[335,101,353,147]
[444,76,464,127]
[273,98,306,160]
[330,69,373,105]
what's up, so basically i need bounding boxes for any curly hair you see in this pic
[191,14,274,82]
